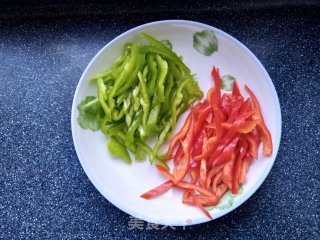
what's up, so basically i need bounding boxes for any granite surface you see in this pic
[0,2,319,239]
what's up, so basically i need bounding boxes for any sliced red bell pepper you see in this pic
[227,96,244,123]
[199,133,208,188]
[185,191,219,206]
[245,85,273,156]
[221,93,232,117]
[190,191,213,219]
[193,102,211,136]
[251,127,262,145]
[206,164,224,190]
[189,166,199,183]
[211,67,221,106]
[141,66,273,220]
[191,131,205,158]
[236,120,260,133]
[156,164,174,180]
[140,180,173,199]
[232,80,241,98]
[212,170,223,194]
[222,152,236,189]
[239,154,253,184]
[257,124,273,156]
[174,144,184,166]
[216,183,228,198]
[239,98,252,115]
[173,112,195,182]
[176,181,215,197]
[232,138,248,194]
[166,113,192,160]
[244,133,258,159]
[211,135,240,167]
[199,158,207,189]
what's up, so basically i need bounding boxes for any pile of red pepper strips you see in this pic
[141,66,273,219]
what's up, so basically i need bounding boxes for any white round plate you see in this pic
[71,20,281,226]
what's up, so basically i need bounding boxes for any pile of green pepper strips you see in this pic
[78,33,203,167]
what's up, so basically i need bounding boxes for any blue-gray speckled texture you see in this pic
[0,2,319,239]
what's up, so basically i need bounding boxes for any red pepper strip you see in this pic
[245,85,273,156]
[191,131,204,158]
[173,144,183,166]
[190,167,199,183]
[239,154,253,184]
[199,138,207,180]
[221,94,232,117]
[183,191,219,206]
[212,170,224,194]
[181,166,199,205]
[190,191,212,219]
[243,133,258,159]
[232,138,248,194]
[211,102,226,121]
[193,101,204,115]
[226,96,244,123]
[232,80,241,97]
[211,67,221,105]
[155,164,174,180]
[213,110,223,138]
[176,181,215,197]
[173,113,195,182]
[166,113,192,160]
[199,135,208,188]
[239,98,252,115]
[195,113,224,161]
[194,102,211,136]
[222,152,236,189]
[206,87,215,105]
[198,126,237,164]
[235,120,260,133]
[222,114,258,134]
[206,164,224,190]
[194,135,218,161]
[140,180,173,199]
[182,190,192,204]
[212,135,240,168]
[256,124,273,156]
[216,183,228,198]
[251,128,262,145]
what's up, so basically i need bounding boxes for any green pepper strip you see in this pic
[140,32,191,75]
[105,122,126,136]
[91,49,129,82]
[116,91,127,106]
[170,78,190,129]
[137,70,150,135]
[116,130,137,153]
[150,122,171,163]
[160,71,174,115]
[107,136,132,164]
[168,60,183,83]
[112,109,124,121]
[125,110,143,146]
[155,54,168,102]
[96,78,111,121]
[146,92,161,136]
[132,85,141,112]
[146,54,157,97]
[108,43,139,109]
[116,53,146,96]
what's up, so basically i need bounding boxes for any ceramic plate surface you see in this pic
[71,20,281,226]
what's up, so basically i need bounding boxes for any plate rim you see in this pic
[71,19,282,226]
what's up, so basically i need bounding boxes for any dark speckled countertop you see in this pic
[0,1,319,239]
